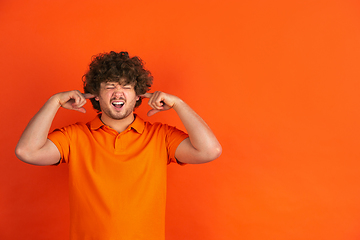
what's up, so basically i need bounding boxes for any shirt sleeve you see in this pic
[47,126,72,165]
[165,125,189,165]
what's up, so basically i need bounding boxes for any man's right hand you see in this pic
[53,90,95,113]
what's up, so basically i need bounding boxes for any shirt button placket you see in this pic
[114,132,127,154]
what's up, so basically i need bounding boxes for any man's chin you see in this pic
[108,111,133,121]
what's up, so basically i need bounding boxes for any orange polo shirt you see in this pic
[48,114,188,240]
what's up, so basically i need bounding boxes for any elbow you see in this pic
[15,145,26,162]
[15,145,33,164]
[215,144,222,158]
[209,144,222,161]
[15,145,23,160]
[200,144,222,164]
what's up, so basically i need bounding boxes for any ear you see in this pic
[95,96,99,101]
[136,96,140,101]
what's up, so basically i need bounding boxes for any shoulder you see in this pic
[135,115,168,132]
[135,115,187,137]
[143,121,188,140]
[63,121,89,131]
[49,121,90,138]
[58,115,100,133]
[143,121,176,132]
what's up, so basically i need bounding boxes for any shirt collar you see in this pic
[89,114,104,130]
[89,113,145,134]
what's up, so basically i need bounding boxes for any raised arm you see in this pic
[15,91,94,166]
[141,91,222,164]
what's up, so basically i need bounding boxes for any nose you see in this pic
[113,85,125,98]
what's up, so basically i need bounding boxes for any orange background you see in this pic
[1,0,360,239]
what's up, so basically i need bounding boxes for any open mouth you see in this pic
[112,101,124,110]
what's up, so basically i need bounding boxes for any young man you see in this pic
[15,51,222,240]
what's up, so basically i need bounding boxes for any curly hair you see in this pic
[83,51,153,111]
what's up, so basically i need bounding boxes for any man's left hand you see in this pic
[140,91,179,116]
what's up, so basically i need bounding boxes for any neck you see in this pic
[100,113,135,133]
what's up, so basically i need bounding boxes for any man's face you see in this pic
[95,81,139,120]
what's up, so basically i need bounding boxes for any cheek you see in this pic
[98,91,112,101]
[125,91,137,99]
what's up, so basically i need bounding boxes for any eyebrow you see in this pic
[104,82,132,87]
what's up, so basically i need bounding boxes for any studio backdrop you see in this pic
[1,0,360,239]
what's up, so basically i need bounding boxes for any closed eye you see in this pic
[105,84,116,89]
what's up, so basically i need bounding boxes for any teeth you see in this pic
[113,102,124,105]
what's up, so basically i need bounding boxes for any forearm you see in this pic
[15,96,60,161]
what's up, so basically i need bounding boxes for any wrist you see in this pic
[172,98,185,111]
[47,94,62,109]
